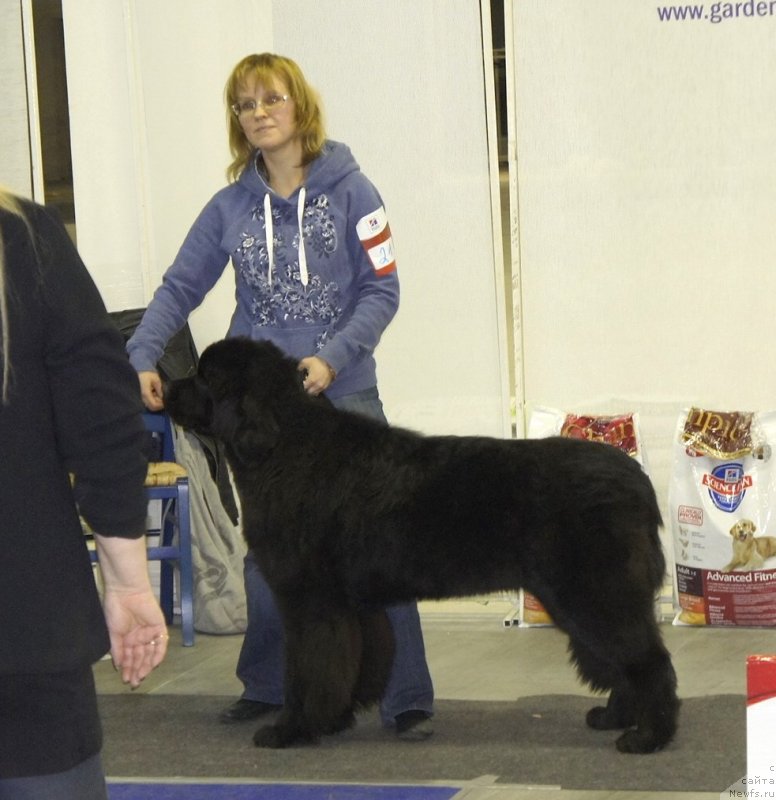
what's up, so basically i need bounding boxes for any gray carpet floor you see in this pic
[98,693,745,793]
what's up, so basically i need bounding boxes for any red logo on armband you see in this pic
[356,207,396,275]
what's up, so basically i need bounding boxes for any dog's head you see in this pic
[730,519,757,542]
[165,338,305,462]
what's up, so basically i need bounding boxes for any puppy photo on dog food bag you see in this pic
[722,519,776,572]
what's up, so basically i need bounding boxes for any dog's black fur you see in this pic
[165,338,679,754]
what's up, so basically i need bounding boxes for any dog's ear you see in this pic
[210,395,280,464]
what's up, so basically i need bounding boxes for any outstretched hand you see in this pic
[102,588,168,688]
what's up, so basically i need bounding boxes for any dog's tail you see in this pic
[641,472,666,594]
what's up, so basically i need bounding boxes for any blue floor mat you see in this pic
[108,782,459,800]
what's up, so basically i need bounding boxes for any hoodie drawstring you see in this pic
[297,187,308,287]
[264,193,274,285]
[263,188,309,287]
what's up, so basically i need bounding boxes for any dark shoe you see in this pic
[395,709,434,741]
[219,698,282,724]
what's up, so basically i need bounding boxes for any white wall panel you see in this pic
[0,0,33,197]
[62,0,147,310]
[510,1,776,512]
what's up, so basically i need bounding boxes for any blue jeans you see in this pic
[236,386,434,725]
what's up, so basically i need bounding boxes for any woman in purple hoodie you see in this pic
[127,53,434,740]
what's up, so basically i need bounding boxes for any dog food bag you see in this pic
[670,407,776,627]
[519,407,646,626]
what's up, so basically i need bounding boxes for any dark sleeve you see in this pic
[34,205,149,537]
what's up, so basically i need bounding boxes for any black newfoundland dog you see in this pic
[165,338,679,754]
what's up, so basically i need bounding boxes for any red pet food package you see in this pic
[521,407,646,626]
[669,407,776,627]
[747,655,776,775]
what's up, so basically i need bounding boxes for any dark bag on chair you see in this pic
[109,308,198,381]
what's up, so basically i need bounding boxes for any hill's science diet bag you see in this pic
[670,408,776,626]
[521,408,646,626]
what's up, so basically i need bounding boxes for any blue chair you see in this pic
[90,411,195,646]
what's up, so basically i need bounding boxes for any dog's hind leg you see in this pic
[541,591,679,754]
[611,643,679,754]
[567,638,637,731]
[569,618,678,753]
[253,604,363,749]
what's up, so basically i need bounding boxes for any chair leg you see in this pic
[158,501,175,625]
[159,560,175,624]
[176,479,195,647]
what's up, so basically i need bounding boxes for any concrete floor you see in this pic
[93,598,773,800]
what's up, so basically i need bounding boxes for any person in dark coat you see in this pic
[0,188,168,800]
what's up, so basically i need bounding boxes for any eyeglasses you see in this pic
[230,94,289,117]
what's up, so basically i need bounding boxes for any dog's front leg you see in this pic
[253,604,363,749]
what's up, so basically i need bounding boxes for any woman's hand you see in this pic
[94,534,168,688]
[298,356,336,395]
[101,587,169,688]
[138,370,164,410]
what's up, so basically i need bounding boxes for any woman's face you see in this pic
[235,74,298,156]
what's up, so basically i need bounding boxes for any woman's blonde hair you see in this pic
[224,53,326,183]
[0,188,24,402]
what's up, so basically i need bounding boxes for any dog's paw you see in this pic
[252,723,289,749]
[615,728,664,754]
[322,710,356,735]
[252,723,317,749]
